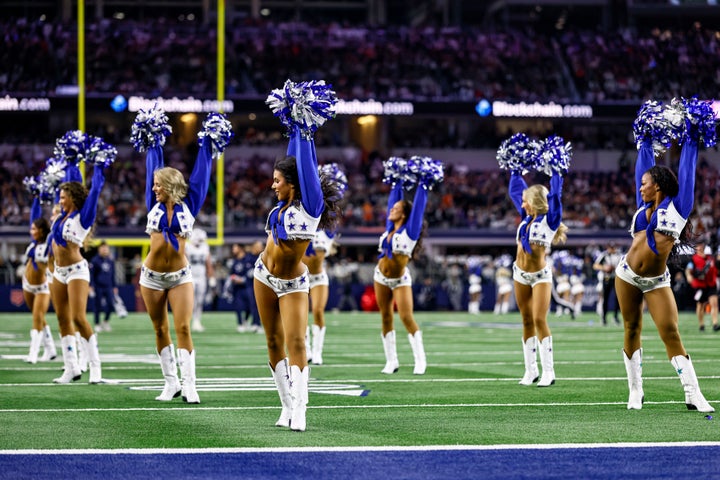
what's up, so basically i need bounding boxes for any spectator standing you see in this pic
[685,242,719,331]
[593,242,623,325]
[90,241,118,333]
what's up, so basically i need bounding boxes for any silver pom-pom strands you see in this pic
[633,96,717,156]
[198,112,234,159]
[52,130,117,168]
[382,155,445,191]
[538,135,572,176]
[497,133,571,177]
[496,133,542,175]
[266,79,338,139]
[672,96,717,148]
[53,130,87,164]
[130,105,172,152]
[632,100,679,156]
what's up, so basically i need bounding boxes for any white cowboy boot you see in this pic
[84,334,104,384]
[381,331,399,374]
[25,330,42,364]
[407,330,427,375]
[305,326,313,363]
[39,325,57,361]
[289,365,309,432]
[155,344,181,401]
[76,332,88,373]
[53,335,82,383]
[178,348,200,404]
[519,336,539,385]
[671,355,714,413]
[623,349,644,410]
[311,325,326,365]
[537,336,555,387]
[269,358,292,427]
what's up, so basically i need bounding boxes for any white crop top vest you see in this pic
[378,229,416,257]
[312,230,334,252]
[145,201,195,239]
[25,242,50,264]
[265,202,320,242]
[62,215,92,246]
[516,215,557,250]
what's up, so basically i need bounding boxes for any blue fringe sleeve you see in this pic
[675,140,697,218]
[547,172,563,229]
[185,139,213,216]
[145,146,165,211]
[385,182,404,231]
[79,166,105,229]
[406,186,428,240]
[635,140,655,208]
[509,172,528,215]
[287,133,324,218]
[30,198,42,225]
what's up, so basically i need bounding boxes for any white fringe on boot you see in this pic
[289,365,309,432]
[407,330,427,375]
[156,344,181,401]
[25,329,42,364]
[269,358,292,427]
[39,325,57,361]
[76,331,88,373]
[519,336,539,385]
[311,325,326,365]
[178,348,200,404]
[53,335,82,383]
[380,331,399,374]
[671,355,714,413]
[537,336,555,387]
[623,349,644,410]
[84,334,104,384]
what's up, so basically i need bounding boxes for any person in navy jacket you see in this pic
[90,241,117,333]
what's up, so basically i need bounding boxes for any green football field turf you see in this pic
[1,310,718,450]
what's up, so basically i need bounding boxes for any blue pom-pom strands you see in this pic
[52,130,118,168]
[266,79,338,139]
[382,156,445,191]
[198,112,234,159]
[673,96,717,147]
[497,133,571,176]
[87,136,118,168]
[53,130,87,164]
[319,163,348,194]
[496,133,542,175]
[633,96,717,156]
[130,105,172,152]
[538,135,572,176]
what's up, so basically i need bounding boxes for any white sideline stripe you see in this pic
[0,399,714,413]
[3,374,720,387]
[2,441,720,455]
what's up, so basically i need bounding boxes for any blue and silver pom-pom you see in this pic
[198,112,234,158]
[53,130,89,164]
[538,135,572,176]
[411,156,444,190]
[23,176,40,197]
[496,133,540,174]
[319,163,348,194]
[130,105,172,152]
[87,136,118,168]
[671,96,717,147]
[632,100,680,156]
[266,79,338,139]
[42,156,68,187]
[382,156,409,187]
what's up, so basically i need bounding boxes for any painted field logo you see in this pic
[10,289,25,307]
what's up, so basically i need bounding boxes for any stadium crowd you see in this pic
[2,18,720,103]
